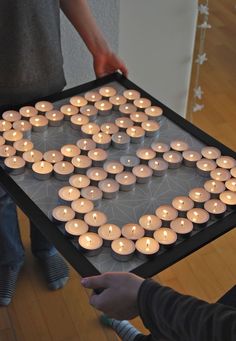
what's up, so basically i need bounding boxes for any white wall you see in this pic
[119,0,198,116]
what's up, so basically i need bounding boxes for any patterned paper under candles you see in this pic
[0,136,5,147]
[98,224,121,247]
[61,144,80,161]
[120,155,140,171]
[13,120,32,138]
[94,100,112,116]
[88,148,108,167]
[43,150,63,164]
[98,178,120,199]
[172,196,194,217]
[78,232,103,257]
[182,150,202,167]
[29,115,48,132]
[99,86,117,98]
[23,150,43,168]
[121,223,145,241]
[201,146,221,160]
[0,145,16,159]
[112,132,130,149]
[69,95,88,108]
[92,132,111,150]
[32,161,53,180]
[136,147,156,163]
[132,165,153,184]
[13,139,34,155]
[35,101,53,113]
[145,106,163,121]
[170,218,193,236]
[84,210,107,232]
[103,160,124,177]
[60,104,79,120]
[135,237,160,259]
[204,180,225,198]
[3,129,23,145]
[65,219,88,236]
[45,110,64,127]
[86,167,108,185]
[109,95,127,110]
[134,98,151,110]
[210,168,231,182]
[58,186,80,204]
[70,114,89,130]
[151,141,170,155]
[126,126,145,144]
[123,89,140,102]
[52,206,75,224]
[19,106,38,119]
[69,174,91,189]
[4,156,26,175]
[111,238,135,262]
[115,117,134,131]
[71,198,94,217]
[187,208,210,226]
[100,122,119,135]
[80,186,103,206]
[139,215,162,236]
[148,158,168,176]
[119,103,137,115]
[189,187,211,207]
[225,178,236,192]
[71,155,92,174]
[141,120,160,137]
[115,171,136,191]
[80,105,98,122]
[130,112,148,125]
[219,191,236,207]
[170,140,189,152]
[204,199,226,218]
[155,205,178,227]
[153,228,177,246]
[163,151,183,169]
[84,90,102,103]
[2,110,21,122]
[196,158,217,177]
[0,120,12,132]
[53,161,74,181]
[216,156,236,170]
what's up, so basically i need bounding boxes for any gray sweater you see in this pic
[0,0,66,106]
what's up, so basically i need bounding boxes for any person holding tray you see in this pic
[0,0,127,306]
[81,272,236,340]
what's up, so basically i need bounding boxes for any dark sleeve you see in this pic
[137,279,236,341]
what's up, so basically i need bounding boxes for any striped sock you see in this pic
[0,262,23,306]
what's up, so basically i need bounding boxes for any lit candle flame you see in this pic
[163,230,168,239]
[131,225,136,233]
[108,225,113,233]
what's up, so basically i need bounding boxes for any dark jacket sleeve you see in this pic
[137,279,236,341]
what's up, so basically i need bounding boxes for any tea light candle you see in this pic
[115,117,134,131]
[182,150,202,167]
[210,168,231,182]
[201,146,221,160]
[58,186,80,204]
[170,218,193,236]
[35,101,53,113]
[0,136,5,147]
[151,141,170,155]
[2,110,21,122]
[84,91,102,103]
[60,104,79,120]
[98,178,120,199]
[100,122,119,135]
[135,237,160,259]
[148,158,168,177]
[23,149,43,168]
[111,238,135,262]
[111,132,130,149]
[13,139,34,155]
[13,120,32,138]
[130,112,148,125]
[29,115,48,132]
[71,198,94,217]
[69,174,90,189]
[94,100,112,116]
[99,86,117,98]
[141,120,160,137]
[187,208,210,226]
[80,105,98,122]
[87,167,108,185]
[3,129,23,145]
[132,165,153,184]
[155,205,178,227]
[54,161,74,181]
[139,215,162,236]
[196,158,217,177]
[43,150,63,164]
[0,120,12,132]
[109,95,127,110]
[119,103,137,115]
[32,161,53,180]
[98,224,121,246]
[123,89,140,102]
[154,228,177,246]
[204,180,226,198]
[103,160,124,177]
[70,114,89,129]
[19,106,38,119]
[80,186,103,206]
[216,156,236,169]
[84,210,107,232]
[71,155,92,174]
[170,140,189,152]
[81,123,100,137]
[61,144,81,161]
[204,199,226,218]
[78,232,103,256]
[52,206,75,224]
[136,147,156,163]
[163,151,183,169]
[115,171,136,191]
[69,96,88,108]
[172,196,194,217]
[230,167,236,178]
[134,98,151,110]
[225,178,236,192]
[45,110,64,127]
[76,138,96,154]
[0,145,16,159]
[65,219,88,236]
[126,126,145,144]
[219,191,236,207]
[88,148,108,167]
[145,106,163,121]
[4,156,26,175]
[189,187,211,207]
[121,223,145,241]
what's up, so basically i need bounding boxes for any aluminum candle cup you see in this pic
[86,167,108,185]
[189,187,211,207]
[141,120,160,137]
[204,199,226,219]
[53,161,74,181]
[109,95,127,110]
[103,160,124,178]
[151,141,170,156]
[99,86,117,98]
[69,174,90,189]
[70,114,89,129]
[170,218,193,237]
[182,150,202,167]
[145,106,163,121]
[0,120,12,132]
[136,147,156,164]
[84,210,107,232]
[80,105,98,122]
[76,138,96,154]
[43,150,64,164]
[78,232,103,257]
[219,191,236,208]
[148,158,168,176]
[2,110,21,122]
[196,159,217,177]
[172,196,194,217]
[80,186,103,206]
[92,132,111,150]
[100,122,119,135]
[61,144,81,161]
[22,150,43,168]
[58,186,80,205]
[119,103,137,116]
[0,145,16,159]
[187,208,210,227]
[204,180,226,198]
[69,95,88,108]
[123,89,140,102]
[84,91,102,104]
[115,117,134,131]
[126,126,145,144]
[29,115,48,132]
[52,206,75,224]
[111,238,135,261]
[81,122,100,138]
[130,112,148,126]
[60,104,79,120]
[153,228,177,247]
[163,151,183,169]
[112,132,130,150]
[94,100,112,116]
[19,106,38,120]
[3,130,23,145]
[216,156,236,169]
[170,140,189,152]
[210,168,231,182]
[13,139,34,156]
[135,237,160,260]
[32,161,53,180]
[120,155,140,171]
[134,98,151,110]
[35,101,53,113]
[71,155,92,174]
[98,224,121,247]
[13,120,32,138]
[201,146,221,160]
[65,219,89,237]
[139,215,162,237]
[4,156,26,175]
[225,178,236,192]
[71,198,94,218]
[115,171,136,191]
[121,223,145,241]
[98,178,120,199]
[45,110,64,127]
[155,205,178,227]
[88,148,108,167]
[132,165,153,184]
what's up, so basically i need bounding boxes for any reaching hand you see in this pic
[81,272,144,320]
[93,51,128,78]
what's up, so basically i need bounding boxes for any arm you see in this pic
[60,0,127,77]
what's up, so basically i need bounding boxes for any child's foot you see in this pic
[0,262,23,306]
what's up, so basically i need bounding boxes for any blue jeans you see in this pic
[0,186,57,267]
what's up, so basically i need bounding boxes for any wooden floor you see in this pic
[1,1,236,340]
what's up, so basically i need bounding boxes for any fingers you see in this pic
[81,273,110,289]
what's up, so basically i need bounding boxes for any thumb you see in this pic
[81,274,109,289]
